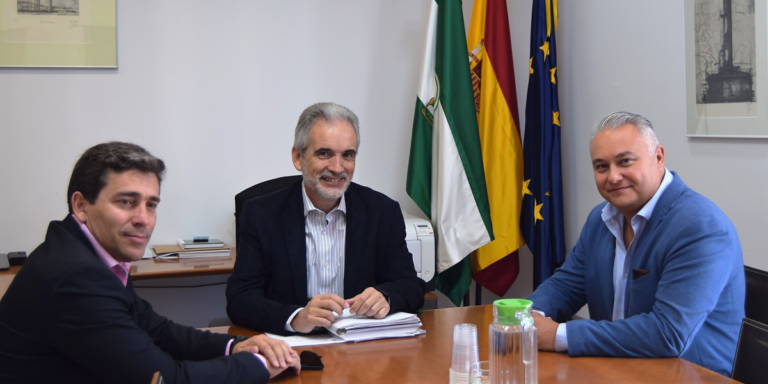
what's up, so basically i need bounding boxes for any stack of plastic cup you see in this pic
[449,323,479,384]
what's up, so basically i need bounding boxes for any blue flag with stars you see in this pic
[521,0,566,289]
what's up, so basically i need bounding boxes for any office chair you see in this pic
[208,175,302,328]
[234,175,302,250]
[731,318,768,384]
[744,266,768,326]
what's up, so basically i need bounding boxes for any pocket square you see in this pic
[632,268,650,280]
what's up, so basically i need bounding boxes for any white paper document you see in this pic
[332,327,426,342]
[327,308,422,335]
[264,332,346,348]
[263,310,425,347]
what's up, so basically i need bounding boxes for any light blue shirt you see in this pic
[285,184,347,332]
[554,169,673,352]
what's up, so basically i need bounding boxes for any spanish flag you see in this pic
[467,0,525,297]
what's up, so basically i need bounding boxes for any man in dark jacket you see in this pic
[227,102,425,335]
[0,142,299,384]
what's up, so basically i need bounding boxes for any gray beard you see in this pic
[302,169,350,201]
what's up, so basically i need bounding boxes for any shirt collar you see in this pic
[301,183,346,217]
[602,168,674,223]
[72,214,132,278]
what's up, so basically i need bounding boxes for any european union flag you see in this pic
[521,0,566,289]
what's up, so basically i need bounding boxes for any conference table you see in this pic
[205,305,740,384]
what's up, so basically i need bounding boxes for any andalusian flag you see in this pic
[406,0,494,306]
[467,0,525,297]
[521,0,566,289]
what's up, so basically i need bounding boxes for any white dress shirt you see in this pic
[285,184,347,331]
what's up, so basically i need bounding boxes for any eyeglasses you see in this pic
[300,350,324,370]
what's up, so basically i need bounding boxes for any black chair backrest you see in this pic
[745,266,768,325]
[732,318,768,383]
[234,175,302,249]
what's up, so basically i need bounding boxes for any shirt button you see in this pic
[323,263,328,268]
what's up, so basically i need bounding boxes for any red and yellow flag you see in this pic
[468,0,525,296]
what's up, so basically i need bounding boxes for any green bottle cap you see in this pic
[493,299,532,325]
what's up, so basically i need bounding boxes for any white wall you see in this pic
[0,1,432,252]
[555,0,768,274]
[2,1,766,322]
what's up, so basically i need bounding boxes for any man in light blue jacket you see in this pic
[528,111,744,376]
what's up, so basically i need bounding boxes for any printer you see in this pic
[403,212,435,289]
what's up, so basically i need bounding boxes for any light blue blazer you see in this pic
[528,172,744,376]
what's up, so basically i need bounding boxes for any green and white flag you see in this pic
[406,0,494,306]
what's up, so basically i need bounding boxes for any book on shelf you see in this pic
[177,238,225,249]
[152,243,232,259]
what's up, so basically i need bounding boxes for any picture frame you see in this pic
[0,0,116,68]
[684,0,768,138]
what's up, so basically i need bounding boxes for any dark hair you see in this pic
[67,142,166,213]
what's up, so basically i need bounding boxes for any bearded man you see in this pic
[226,102,425,335]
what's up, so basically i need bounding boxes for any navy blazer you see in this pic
[528,173,744,376]
[226,181,425,335]
[0,216,269,384]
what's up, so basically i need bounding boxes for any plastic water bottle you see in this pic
[489,299,538,384]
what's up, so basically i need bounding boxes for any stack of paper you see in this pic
[262,309,425,347]
[326,309,425,342]
[152,243,232,259]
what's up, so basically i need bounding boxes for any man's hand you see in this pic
[346,287,390,318]
[264,351,301,378]
[232,334,296,369]
[532,311,558,351]
[290,293,348,333]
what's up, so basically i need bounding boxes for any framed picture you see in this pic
[684,0,768,138]
[0,0,116,68]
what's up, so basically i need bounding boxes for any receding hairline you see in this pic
[301,118,359,152]
[293,102,360,156]
[590,112,660,157]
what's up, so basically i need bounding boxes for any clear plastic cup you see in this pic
[450,368,470,384]
[450,323,479,383]
[470,361,490,384]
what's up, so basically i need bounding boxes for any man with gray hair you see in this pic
[227,102,425,335]
[527,111,744,376]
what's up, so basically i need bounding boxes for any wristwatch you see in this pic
[229,335,249,355]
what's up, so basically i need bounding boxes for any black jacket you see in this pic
[227,181,425,335]
[0,215,269,384]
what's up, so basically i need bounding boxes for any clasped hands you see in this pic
[290,287,390,333]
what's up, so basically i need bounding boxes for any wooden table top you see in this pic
[206,305,740,384]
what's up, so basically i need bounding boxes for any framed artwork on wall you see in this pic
[0,0,116,68]
[684,0,768,138]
